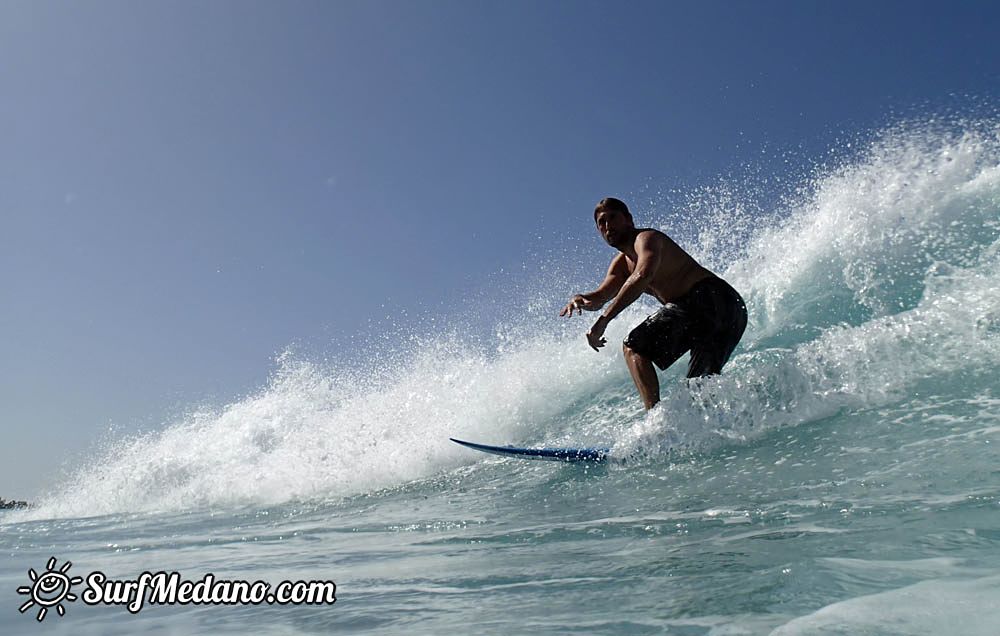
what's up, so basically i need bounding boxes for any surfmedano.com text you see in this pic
[82,571,337,613]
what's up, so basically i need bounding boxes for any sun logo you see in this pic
[17,557,83,622]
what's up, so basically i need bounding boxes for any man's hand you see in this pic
[560,294,599,317]
[586,315,609,352]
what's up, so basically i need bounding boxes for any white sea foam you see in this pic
[20,318,637,519]
[771,575,1000,636]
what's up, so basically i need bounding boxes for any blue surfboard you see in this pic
[450,437,610,463]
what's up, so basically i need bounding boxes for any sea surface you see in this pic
[3,120,1000,634]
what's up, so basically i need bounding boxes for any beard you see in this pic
[604,231,628,249]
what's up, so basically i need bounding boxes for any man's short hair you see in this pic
[594,197,632,221]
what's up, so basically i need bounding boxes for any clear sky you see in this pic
[3,0,999,498]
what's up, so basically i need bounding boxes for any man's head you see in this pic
[594,197,635,249]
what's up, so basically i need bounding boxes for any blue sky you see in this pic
[3,1,999,497]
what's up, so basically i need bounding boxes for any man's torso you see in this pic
[622,229,714,303]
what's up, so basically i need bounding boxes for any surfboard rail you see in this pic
[450,437,610,463]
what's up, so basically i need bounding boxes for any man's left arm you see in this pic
[586,233,662,351]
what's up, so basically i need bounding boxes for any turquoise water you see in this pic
[3,121,1000,634]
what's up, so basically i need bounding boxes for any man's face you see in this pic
[595,209,632,248]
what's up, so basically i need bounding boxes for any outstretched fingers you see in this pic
[560,298,583,317]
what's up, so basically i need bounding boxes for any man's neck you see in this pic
[615,228,643,258]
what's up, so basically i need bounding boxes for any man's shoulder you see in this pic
[634,228,671,247]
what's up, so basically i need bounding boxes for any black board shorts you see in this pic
[623,276,748,378]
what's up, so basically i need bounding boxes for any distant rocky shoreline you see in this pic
[0,498,30,509]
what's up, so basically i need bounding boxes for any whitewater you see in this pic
[2,120,999,634]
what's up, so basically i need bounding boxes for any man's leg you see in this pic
[623,342,660,410]
[622,304,690,410]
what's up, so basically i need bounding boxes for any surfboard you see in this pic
[450,437,610,463]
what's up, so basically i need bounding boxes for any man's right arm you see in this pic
[560,254,628,316]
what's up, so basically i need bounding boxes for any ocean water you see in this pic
[3,120,1000,635]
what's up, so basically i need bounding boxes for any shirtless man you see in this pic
[560,197,747,409]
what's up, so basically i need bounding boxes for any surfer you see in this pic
[560,197,747,409]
